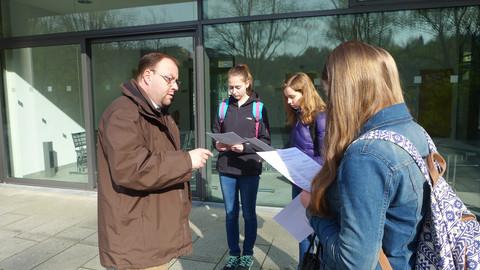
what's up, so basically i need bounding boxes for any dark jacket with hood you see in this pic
[97,80,193,270]
[213,93,271,176]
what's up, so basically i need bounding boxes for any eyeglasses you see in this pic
[150,69,182,86]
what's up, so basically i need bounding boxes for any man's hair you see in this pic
[310,40,405,216]
[283,72,326,126]
[135,52,179,79]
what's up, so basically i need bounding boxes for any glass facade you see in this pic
[91,36,198,191]
[1,0,197,37]
[3,45,87,183]
[0,1,479,211]
[204,6,480,208]
[203,0,347,19]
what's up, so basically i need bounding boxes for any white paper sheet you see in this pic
[257,147,321,191]
[245,137,275,151]
[206,132,246,145]
[273,195,314,242]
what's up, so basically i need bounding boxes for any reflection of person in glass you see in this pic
[282,72,326,269]
[300,41,429,269]
[96,53,212,270]
[213,64,271,270]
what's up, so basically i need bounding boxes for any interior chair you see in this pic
[71,131,87,173]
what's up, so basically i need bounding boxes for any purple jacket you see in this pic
[289,111,326,165]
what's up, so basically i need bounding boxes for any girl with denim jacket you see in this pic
[213,64,271,270]
[282,72,326,268]
[300,41,429,269]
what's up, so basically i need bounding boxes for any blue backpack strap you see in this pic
[218,98,229,123]
[252,101,263,138]
[252,101,263,121]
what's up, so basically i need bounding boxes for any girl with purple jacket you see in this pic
[282,72,326,268]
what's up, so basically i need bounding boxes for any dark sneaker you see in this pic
[237,255,254,270]
[223,255,240,270]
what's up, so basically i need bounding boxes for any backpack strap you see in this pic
[379,249,393,270]
[218,98,229,132]
[356,129,431,185]
[252,101,263,138]
[356,130,429,270]
[358,129,478,268]
[358,129,449,188]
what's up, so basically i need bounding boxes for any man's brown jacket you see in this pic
[97,80,193,270]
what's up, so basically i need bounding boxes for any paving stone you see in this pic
[0,197,35,216]
[0,230,19,241]
[4,214,53,234]
[0,213,28,226]
[182,228,228,263]
[17,217,84,242]
[0,238,75,270]
[0,184,299,270]
[188,221,203,241]
[80,232,98,246]
[81,255,103,270]
[188,204,225,231]
[33,243,98,270]
[262,235,298,270]
[214,245,268,270]
[77,216,98,230]
[256,217,274,246]
[257,213,286,246]
[0,236,37,261]
[55,226,97,242]
[169,258,217,270]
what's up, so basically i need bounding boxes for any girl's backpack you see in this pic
[358,129,480,269]
[218,97,263,138]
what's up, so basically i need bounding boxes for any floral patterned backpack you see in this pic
[359,129,480,269]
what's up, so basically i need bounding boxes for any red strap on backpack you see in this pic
[254,101,260,138]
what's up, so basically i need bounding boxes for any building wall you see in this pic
[0,1,479,210]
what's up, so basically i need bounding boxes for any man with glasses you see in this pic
[97,52,212,270]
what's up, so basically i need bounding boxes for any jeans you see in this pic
[292,184,312,268]
[220,174,260,256]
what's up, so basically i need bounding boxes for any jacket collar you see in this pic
[121,79,167,118]
[360,103,412,135]
[229,91,260,107]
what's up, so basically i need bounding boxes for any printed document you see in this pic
[257,147,321,191]
[273,195,313,242]
[206,132,246,145]
[245,137,275,151]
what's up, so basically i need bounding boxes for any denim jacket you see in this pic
[289,111,326,165]
[309,103,429,269]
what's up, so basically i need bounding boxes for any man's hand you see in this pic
[230,144,244,153]
[215,141,230,152]
[189,148,213,170]
[300,190,311,208]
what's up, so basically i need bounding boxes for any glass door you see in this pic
[3,45,87,185]
[91,34,199,196]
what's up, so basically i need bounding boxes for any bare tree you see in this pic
[209,1,303,77]
[324,12,398,47]
[410,7,480,69]
[35,9,129,34]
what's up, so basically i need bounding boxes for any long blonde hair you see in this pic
[283,72,326,126]
[309,41,405,216]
